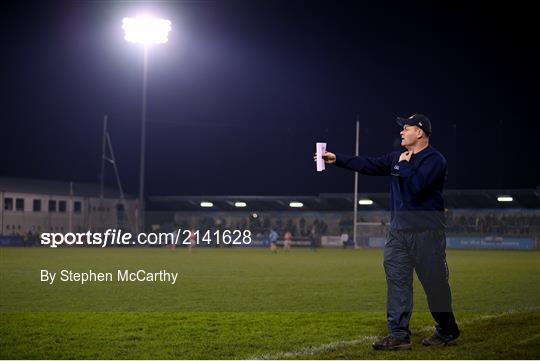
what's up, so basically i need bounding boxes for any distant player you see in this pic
[340,232,349,248]
[283,231,292,251]
[268,228,278,253]
[188,229,196,253]
[169,230,177,251]
[308,226,318,251]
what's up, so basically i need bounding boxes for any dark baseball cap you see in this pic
[396,113,431,136]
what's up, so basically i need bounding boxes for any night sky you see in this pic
[2,1,538,196]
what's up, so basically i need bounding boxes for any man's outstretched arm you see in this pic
[315,151,394,176]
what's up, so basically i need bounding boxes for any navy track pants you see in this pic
[384,229,460,341]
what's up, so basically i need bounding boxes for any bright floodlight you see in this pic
[289,202,303,208]
[235,202,247,208]
[123,16,171,44]
[358,199,374,205]
[200,202,213,208]
[497,196,513,202]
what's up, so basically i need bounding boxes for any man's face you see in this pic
[400,124,422,147]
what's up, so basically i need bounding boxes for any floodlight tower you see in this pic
[122,16,171,233]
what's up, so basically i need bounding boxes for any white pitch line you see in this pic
[418,305,540,333]
[248,307,540,360]
[248,335,379,360]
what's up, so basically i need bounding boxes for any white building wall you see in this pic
[1,191,137,236]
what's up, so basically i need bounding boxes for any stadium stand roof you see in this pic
[148,189,540,211]
[2,177,538,210]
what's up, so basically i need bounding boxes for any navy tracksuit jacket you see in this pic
[335,145,446,230]
[335,145,459,341]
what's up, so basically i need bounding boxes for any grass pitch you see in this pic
[0,247,539,359]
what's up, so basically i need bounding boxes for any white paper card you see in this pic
[316,142,327,172]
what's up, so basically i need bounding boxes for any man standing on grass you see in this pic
[316,114,460,350]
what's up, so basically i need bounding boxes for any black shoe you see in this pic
[372,335,412,350]
[421,332,459,346]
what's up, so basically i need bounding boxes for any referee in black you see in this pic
[317,114,460,350]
